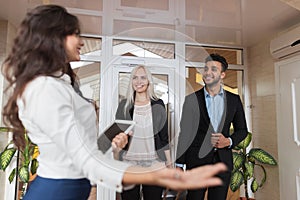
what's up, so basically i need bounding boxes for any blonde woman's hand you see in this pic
[111,132,128,153]
[165,161,173,168]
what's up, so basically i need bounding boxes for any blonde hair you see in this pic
[124,65,158,113]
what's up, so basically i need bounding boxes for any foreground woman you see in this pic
[2,4,227,200]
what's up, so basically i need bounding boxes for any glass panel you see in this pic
[118,72,169,104]
[39,0,103,11]
[71,61,101,116]
[76,15,102,35]
[113,39,175,59]
[185,67,243,98]
[185,0,241,24]
[113,20,176,41]
[185,25,242,47]
[81,37,102,56]
[185,67,205,96]
[185,45,243,65]
[121,0,169,10]
[203,47,243,65]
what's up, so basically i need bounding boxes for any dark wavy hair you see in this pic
[2,5,80,148]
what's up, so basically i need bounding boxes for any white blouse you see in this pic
[123,103,157,161]
[17,74,130,192]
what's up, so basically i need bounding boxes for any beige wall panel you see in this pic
[248,40,279,200]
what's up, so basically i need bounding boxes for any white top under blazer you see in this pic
[17,74,130,192]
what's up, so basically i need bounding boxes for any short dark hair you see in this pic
[205,53,228,72]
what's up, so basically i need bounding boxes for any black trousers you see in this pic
[121,184,164,200]
[186,152,231,200]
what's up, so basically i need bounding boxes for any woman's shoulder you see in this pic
[151,99,166,110]
[29,74,71,87]
[151,98,164,105]
[24,75,73,99]
[118,98,127,107]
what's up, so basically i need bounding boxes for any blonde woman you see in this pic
[116,65,171,200]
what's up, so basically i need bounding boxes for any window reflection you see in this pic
[81,37,102,56]
[71,61,101,112]
[185,45,243,65]
[113,39,175,59]
[120,0,169,10]
[185,67,242,96]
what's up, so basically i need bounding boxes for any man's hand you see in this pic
[211,133,230,148]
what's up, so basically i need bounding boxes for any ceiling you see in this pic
[0,0,300,47]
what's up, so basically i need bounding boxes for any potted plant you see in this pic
[230,132,277,200]
[0,127,38,198]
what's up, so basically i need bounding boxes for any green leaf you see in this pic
[0,127,10,132]
[229,127,234,135]
[244,161,254,178]
[8,168,16,183]
[251,178,259,192]
[248,148,277,165]
[237,132,252,149]
[254,164,267,187]
[233,152,244,170]
[19,166,30,183]
[230,170,244,192]
[233,146,241,151]
[30,159,39,175]
[248,156,255,163]
[0,148,17,171]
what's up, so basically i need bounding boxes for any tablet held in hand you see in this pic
[97,120,135,153]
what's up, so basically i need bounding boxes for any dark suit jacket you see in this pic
[116,98,169,161]
[176,88,248,171]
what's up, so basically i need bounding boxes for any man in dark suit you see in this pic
[176,53,248,200]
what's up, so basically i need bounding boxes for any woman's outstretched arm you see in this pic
[122,162,227,190]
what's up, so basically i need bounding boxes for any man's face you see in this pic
[202,60,225,87]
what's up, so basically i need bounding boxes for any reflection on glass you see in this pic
[71,61,101,114]
[81,37,102,56]
[42,0,103,11]
[113,39,175,59]
[121,0,169,10]
[186,67,243,97]
[185,45,243,65]
[77,15,102,35]
[113,21,176,41]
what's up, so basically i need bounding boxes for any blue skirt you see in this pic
[23,176,91,200]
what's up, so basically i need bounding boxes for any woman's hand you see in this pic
[154,163,227,190]
[165,161,173,168]
[111,132,128,152]
[123,162,227,191]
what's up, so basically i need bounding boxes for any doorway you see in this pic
[275,56,300,200]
